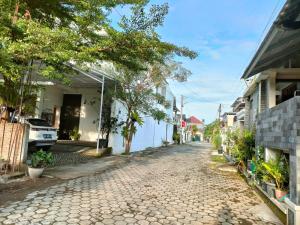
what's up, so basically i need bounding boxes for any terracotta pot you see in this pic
[275,189,287,200]
[28,167,44,179]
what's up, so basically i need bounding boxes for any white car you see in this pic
[26,118,57,150]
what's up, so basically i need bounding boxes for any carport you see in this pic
[34,65,114,154]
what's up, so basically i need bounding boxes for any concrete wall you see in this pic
[109,86,175,154]
[109,101,174,154]
[256,96,300,206]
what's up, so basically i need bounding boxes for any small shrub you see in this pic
[263,155,289,191]
[173,133,180,144]
[69,127,81,141]
[29,150,54,168]
[212,134,222,150]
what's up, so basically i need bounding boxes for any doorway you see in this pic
[58,94,82,140]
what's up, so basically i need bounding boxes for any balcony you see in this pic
[236,109,245,121]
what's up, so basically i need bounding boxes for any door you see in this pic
[58,94,82,140]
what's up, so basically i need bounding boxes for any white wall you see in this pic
[109,101,174,154]
[78,88,100,142]
[109,85,175,154]
[35,86,63,128]
[37,85,101,142]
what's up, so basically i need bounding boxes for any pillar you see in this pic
[286,144,300,225]
[267,73,276,108]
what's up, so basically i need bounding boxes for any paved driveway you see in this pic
[28,144,95,167]
[0,144,281,225]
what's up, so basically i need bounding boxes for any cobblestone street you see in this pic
[0,144,281,225]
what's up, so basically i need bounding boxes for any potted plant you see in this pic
[28,150,54,179]
[261,174,276,197]
[69,127,81,141]
[263,156,289,200]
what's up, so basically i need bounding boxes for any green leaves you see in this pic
[30,150,54,168]
[120,3,169,34]
[262,156,289,190]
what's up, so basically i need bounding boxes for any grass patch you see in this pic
[211,155,227,164]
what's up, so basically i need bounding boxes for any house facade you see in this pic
[186,116,204,141]
[220,112,236,154]
[34,69,108,143]
[241,1,300,224]
[231,97,245,131]
[32,64,176,154]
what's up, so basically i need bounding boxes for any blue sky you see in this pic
[113,0,285,124]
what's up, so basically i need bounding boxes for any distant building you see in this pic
[186,116,204,142]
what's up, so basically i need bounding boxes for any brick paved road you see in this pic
[0,144,280,225]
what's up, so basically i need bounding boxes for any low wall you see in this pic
[0,121,26,168]
[256,96,300,207]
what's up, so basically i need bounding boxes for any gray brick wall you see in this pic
[256,96,300,205]
[260,80,267,112]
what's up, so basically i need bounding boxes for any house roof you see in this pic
[0,63,112,88]
[187,116,203,124]
[242,0,300,79]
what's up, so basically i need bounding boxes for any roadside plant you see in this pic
[204,120,220,142]
[69,127,81,141]
[212,134,222,150]
[30,150,54,168]
[252,146,265,181]
[230,130,255,170]
[173,133,180,144]
[262,155,289,191]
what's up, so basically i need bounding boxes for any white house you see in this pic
[32,63,176,154]
[33,69,106,142]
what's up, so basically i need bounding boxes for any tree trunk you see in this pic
[124,123,134,155]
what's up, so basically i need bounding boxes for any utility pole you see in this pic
[180,95,184,144]
[218,104,222,121]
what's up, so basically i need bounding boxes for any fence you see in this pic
[0,121,28,173]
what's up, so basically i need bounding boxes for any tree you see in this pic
[192,125,199,136]
[108,4,197,154]
[0,0,163,117]
[204,120,220,141]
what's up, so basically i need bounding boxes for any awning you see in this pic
[0,64,113,88]
[242,0,300,79]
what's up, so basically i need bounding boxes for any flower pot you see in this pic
[265,181,276,198]
[275,189,287,200]
[261,182,268,192]
[218,148,223,154]
[28,167,44,179]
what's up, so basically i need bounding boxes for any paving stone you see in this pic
[0,144,281,225]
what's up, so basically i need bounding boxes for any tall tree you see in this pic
[0,0,149,116]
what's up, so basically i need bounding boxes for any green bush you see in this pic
[173,133,180,144]
[69,127,81,141]
[229,130,255,169]
[212,134,222,150]
[262,155,289,191]
[252,146,265,181]
[30,150,54,168]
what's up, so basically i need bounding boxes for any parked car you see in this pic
[26,118,57,150]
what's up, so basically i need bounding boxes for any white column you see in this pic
[267,72,277,108]
[34,88,44,118]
